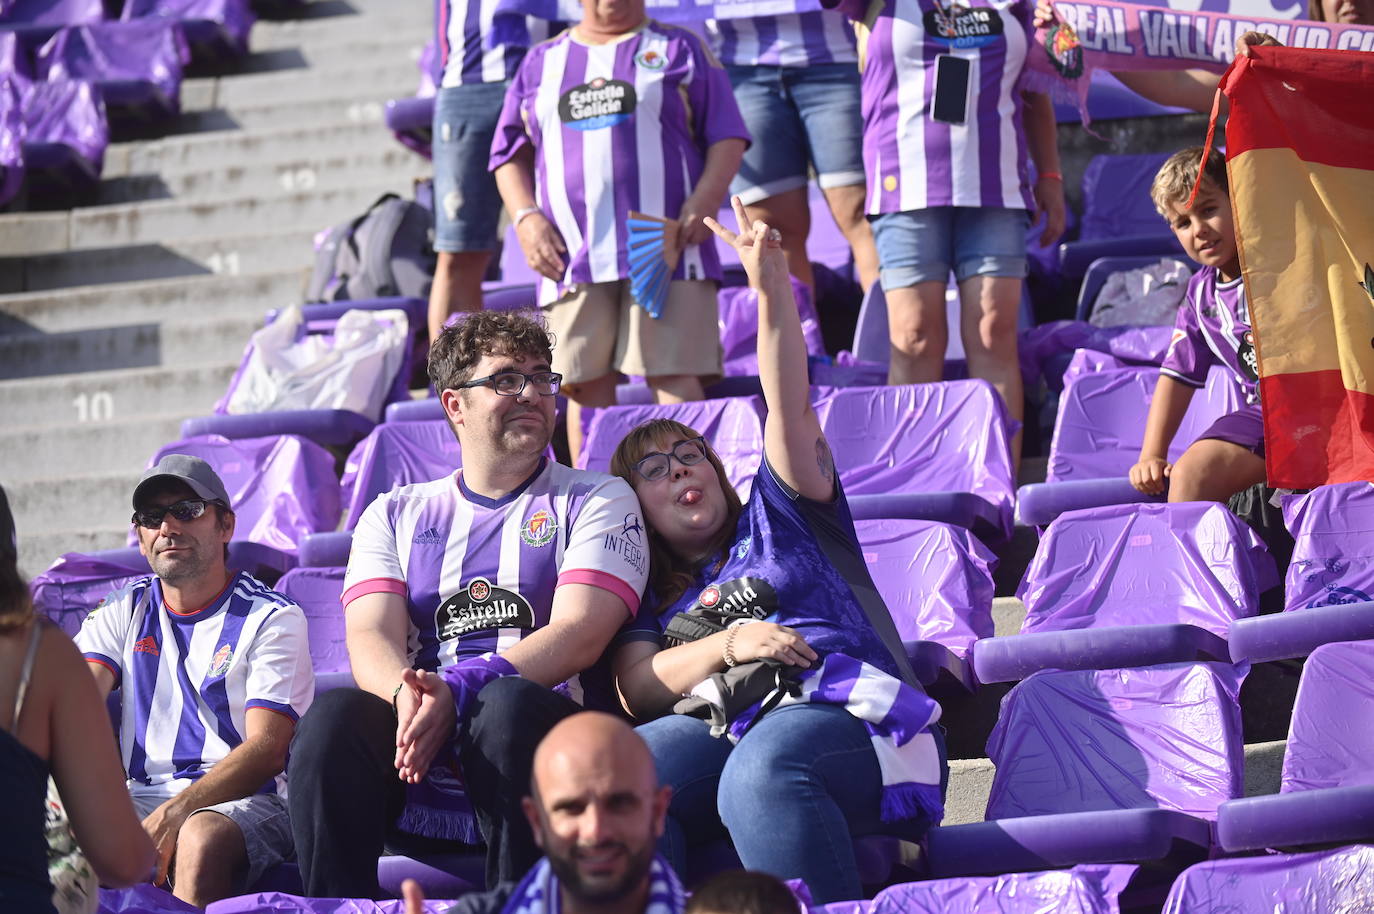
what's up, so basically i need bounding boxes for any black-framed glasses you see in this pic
[132,499,218,530]
[458,370,562,397]
[633,437,709,482]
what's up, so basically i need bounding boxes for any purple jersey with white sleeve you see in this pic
[436,0,561,86]
[490,21,751,304]
[825,0,1033,214]
[1160,266,1260,406]
[342,459,649,701]
[705,12,858,67]
[76,573,313,802]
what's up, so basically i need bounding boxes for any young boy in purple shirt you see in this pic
[1129,146,1267,503]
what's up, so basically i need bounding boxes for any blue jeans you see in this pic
[639,703,903,903]
[431,81,508,252]
[871,206,1030,289]
[725,62,866,205]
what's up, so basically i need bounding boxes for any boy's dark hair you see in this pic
[427,310,556,393]
[684,870,801,914]
[1151,145,1229,217]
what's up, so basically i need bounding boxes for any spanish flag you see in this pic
[1224,46,1374,489]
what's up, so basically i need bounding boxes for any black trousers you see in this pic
[288,678,581,897]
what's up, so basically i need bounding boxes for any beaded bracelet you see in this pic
[723,626,741,668]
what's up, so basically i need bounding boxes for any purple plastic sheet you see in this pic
[813,380,1015,523]
[1280,639,1374,794]
[340,420,460,529]
[580,396,766,497]
[718,276,826,377]
[206,895,455,913]
[128,434,342,555]
[275,566,348,674]
[1079,154,1173,241]
[866,864,1137,914]
[30,552,146,637]
[1282,482,1374,610]
[21,76,107,165]
[1160,844,1374,914]
[38,20,190,111]
[0,76,20,205]
[417,37,436,96]
[98,885,199,913]
[985,662,1245,821]
[0,0,103,27]
[1017,502,1276,639]
[120,0,254,54]
[854,517,996,658]
[1018,320,1172,392]
[1047,365,1244,483]
[0,30,33,85]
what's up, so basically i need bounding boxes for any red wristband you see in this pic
[1039,171,1063,182]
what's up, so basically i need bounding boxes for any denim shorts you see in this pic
[726,62,866,205]
[131,791,294,891]
[432,81,508,253]
[871,206,1030,289]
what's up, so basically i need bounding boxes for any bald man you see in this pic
[442,712,685,914]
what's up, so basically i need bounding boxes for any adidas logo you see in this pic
[133,636,160,657]
[414,526,444,546]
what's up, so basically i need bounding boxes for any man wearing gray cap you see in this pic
[74,455,315,908]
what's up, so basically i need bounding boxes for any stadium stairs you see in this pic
[0,0,431,578]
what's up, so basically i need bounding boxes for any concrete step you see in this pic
[170,92,405,136]
[8,472,143,536]
[209,61,421,109]
[991,596,1026,637]
[16,528,130,580]
[0,230,322,292]
[249,17,430,53]
[0,271,300,335]
[0,181,405,257]
[191,34,428,79]
[0,311,263,379]
[1,414,189,483]
[95,145,422,207]
[0,361,238,427]
[102,122,407,180]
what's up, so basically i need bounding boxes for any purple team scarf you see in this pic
[687,652,946,826]
[395,654,519,842]
[1028,0,1374,120]
[491,0,824,29]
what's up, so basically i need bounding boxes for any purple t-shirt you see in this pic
[824,0,1034,215]
[436,0,559,86]
[706,11,858,68]
[1160,266,1260,406]
[490,20,751,303]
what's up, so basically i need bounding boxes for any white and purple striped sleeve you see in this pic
[242,604,314,724]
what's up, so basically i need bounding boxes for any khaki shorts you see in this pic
[543,279,723,385]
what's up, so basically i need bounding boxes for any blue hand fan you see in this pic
[626,212,681,318]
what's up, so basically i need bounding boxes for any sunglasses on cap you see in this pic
[132,499,221,530]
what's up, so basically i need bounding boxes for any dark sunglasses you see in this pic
[132,499,218,530]
[633,437,709,482]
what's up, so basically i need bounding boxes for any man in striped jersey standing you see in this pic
[76,455,314,908]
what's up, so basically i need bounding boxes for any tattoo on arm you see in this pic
[815,437,834,482]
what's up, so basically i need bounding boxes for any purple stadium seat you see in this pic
[1282,481,1374,610]
[181,409,376,448]
[30,541,293,637]
[481,282,537,312]
[579,395,766,494]
[813,381,1015,542]
[129,434,342,556]
[1017,321,1171,395]
[926,662,1243,878]
[384,396,443,423]
[375,853,482,901]
[1078,154,1174,243]
[1016,364,1246,527]
[974,502,1275,684]
[714,183,853,276]
[1160,844,1374,914]
[0,76,21,206]
[19,76,107,197]
[37,21,190,126]
[275,566,354,693]
[299,529,351,567]
[0,0,104,48]
[854,517,995,686]
[120,0,254,61]
[385,94,434,160]
[206,892,457,912]
[1216,639,1374,852]
[717,276,825,377]
[1227,600,1374,665]
[867,863,1137,914]
[339,419,460,528]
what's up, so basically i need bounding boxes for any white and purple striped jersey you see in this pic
[705,12,857,68]
[76,573,313,801]
[490,21,751,303]
[826,0,1034,214]
[436,0,561,87]
[342,459,649,688]
[1161,266,1260,406]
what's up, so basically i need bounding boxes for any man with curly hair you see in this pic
[289,310,655,897]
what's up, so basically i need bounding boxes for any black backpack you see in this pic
[307,192,436,303]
